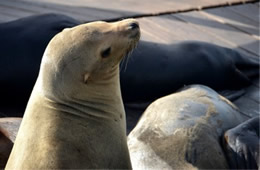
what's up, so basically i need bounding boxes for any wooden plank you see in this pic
[228,3,260,23]
[0,13,17,23]
[10,0,256,17]
[138,15,238,46]
[13,0,130,22]
[204,7,259,36]
[175,11,259,56]
[0,0,258,23]
[0,0,104,22]
[0,5,35,19]
[137,14,257,58]
[137,18,174,43]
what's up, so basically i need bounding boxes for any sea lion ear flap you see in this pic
[83,73,90,84]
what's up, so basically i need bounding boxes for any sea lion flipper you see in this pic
[232,51,260,79]
[223,116,259,169]
[218,89,245,101]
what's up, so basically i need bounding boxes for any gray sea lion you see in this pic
[6,19,140,169]
[128,85,249,169]
[0,14,80,116]
[223,116,259,169]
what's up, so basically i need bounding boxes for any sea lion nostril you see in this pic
[129,22,139,30]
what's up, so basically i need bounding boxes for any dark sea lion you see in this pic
[128,85,249,169]
[6,19,140,169]
[0,14,80,116]
[120,40,259,104]
[223,116,259,169]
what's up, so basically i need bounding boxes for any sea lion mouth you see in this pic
[129,31,140,39]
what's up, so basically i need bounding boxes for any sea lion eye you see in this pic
[101,47,111,58]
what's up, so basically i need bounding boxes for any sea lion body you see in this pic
[223,116,259,169]
[121,41,259,103]
[6,19,140,169]
[128,85,248,169]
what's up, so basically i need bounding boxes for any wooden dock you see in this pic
[0,0,259,57]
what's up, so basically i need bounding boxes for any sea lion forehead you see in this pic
[69,21,112,34]
[78,21,113,33]
[85,19,138,30]
[69,19,139,35]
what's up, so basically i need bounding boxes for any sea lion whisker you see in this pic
[124,53,131,72]
[120,54,127,72]
[123,42,139,72]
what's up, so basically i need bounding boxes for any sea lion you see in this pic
[0,13,80,116]
[120,41,259,103]
[122,40,259,132]
[223,116,259,169]
[0,118,21,169]
[128,85,249,169]
[6,19,140,169]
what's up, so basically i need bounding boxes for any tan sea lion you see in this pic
[6,19,140,169]
[128,85,249,169]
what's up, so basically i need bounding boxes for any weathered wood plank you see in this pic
[175,11,259,56]
[0,0,108,22]
[228,3,260,23]
[0,0,258,23]
[204,7,259,36]
[136,14,257,58]
[137,18,175,43]
[13,0,132,21]
[8,0,257,17]
[0,13,17,23]
[138,15,237,46]
[0,5,35,19]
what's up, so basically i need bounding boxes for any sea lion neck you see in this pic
[37,66,125,120]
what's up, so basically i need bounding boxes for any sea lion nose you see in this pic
[129,22,139,30]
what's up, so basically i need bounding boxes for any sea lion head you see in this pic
[38,19,140,101]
